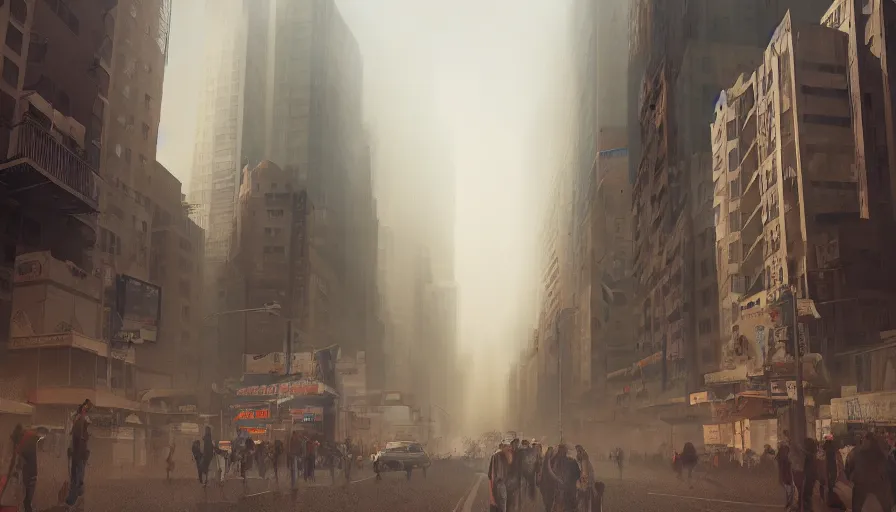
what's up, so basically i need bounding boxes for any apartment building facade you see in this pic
[219,161,319,382]
[146,162,204,390]
[622,0,833,421]
[0,0,121,420]
[709,1,896,411]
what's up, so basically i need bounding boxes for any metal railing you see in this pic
[10,117,99,207]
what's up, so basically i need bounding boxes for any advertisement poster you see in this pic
[113,275,161,344]
[245,353,285,374]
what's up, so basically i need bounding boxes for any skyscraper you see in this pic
[187,0,375,382]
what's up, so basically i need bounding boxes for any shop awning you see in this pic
[140,388,197,402]
[0,398,34,415]
[711,394,777,423]
[660,402,713,425]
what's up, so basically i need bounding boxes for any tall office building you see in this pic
[187,0,377,382]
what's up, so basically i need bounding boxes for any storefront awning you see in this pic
[0,398,34,415]
[140,388,197,402]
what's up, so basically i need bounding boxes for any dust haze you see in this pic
[158,0,577,438]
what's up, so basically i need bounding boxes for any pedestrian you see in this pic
[548,444,580,512]
[343,437,354,484]
[304,436,316,482]
[518,439,539,504]
[776,443,796,510]
[802,437,818,512]
[286,430,302,490]
[574,445,595,512]
[846,431,893,512]
[3,424,40,512]
[65,398,93,509]
[273,438,283,481]
[165,439,176,481]
[191,440,203,483]
[488,442,516,512]
[613,448,624,479]
[680,442,698,486]
[539,446,556,512]
[200,426,214,485]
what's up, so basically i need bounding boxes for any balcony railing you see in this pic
[0,117,99,213]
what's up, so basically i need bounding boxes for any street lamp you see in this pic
[555,307,576,444]
[203,301,282,321]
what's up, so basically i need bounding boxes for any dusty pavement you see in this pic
[17,460,478,512]
[463,460,792,512]
[11,458,805,511]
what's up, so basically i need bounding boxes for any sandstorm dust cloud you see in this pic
[336,0,573,439]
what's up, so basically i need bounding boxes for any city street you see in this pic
[14,459,791,511]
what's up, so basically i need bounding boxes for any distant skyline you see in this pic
[157,0,574,432]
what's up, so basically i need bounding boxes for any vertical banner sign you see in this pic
[797,323,807,356]
[755,325,767,368]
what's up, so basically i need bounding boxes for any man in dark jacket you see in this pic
[65,399,93,507]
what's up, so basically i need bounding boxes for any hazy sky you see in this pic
[158,0,573,432]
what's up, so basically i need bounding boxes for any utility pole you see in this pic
[555,307,575,444]
[790,287,807,445]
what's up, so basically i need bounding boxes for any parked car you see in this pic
[373,441,431,480]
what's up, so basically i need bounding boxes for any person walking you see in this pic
[65,399,93,509]
[343,437,354,484]
[776,443,796,510]
[802,438,819,512]
[286,430,302,490]
[680,442,698,487]
[200,426,214,485]
[165,439,176,481]
[847,432,893,512]
[191,440,204,483]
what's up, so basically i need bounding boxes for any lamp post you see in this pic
[204,302,282,438]
[555,307,576,444]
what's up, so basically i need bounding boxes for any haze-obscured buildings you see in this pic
[187,0,383,394]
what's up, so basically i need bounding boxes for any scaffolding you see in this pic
[157,0,172,63]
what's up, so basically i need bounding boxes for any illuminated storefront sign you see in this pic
[289,407,323,423]
[234,408,271,421]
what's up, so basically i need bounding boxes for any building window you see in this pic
[5,24,23,54]
[263,246,285,255]
[2,57,18,87]
[144,93,152,110]
[141,123,150,141]
[10,0,27,25]
[267,209,284,218]
[802,114,850,127]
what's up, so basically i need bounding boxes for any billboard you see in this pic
[245,353,286,374]
[113,275,161,344]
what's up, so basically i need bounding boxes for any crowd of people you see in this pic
[486,438,605,512]
[211,428,357,488]
[773,429,896,512]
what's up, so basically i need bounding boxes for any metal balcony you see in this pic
[0,117,99,213]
